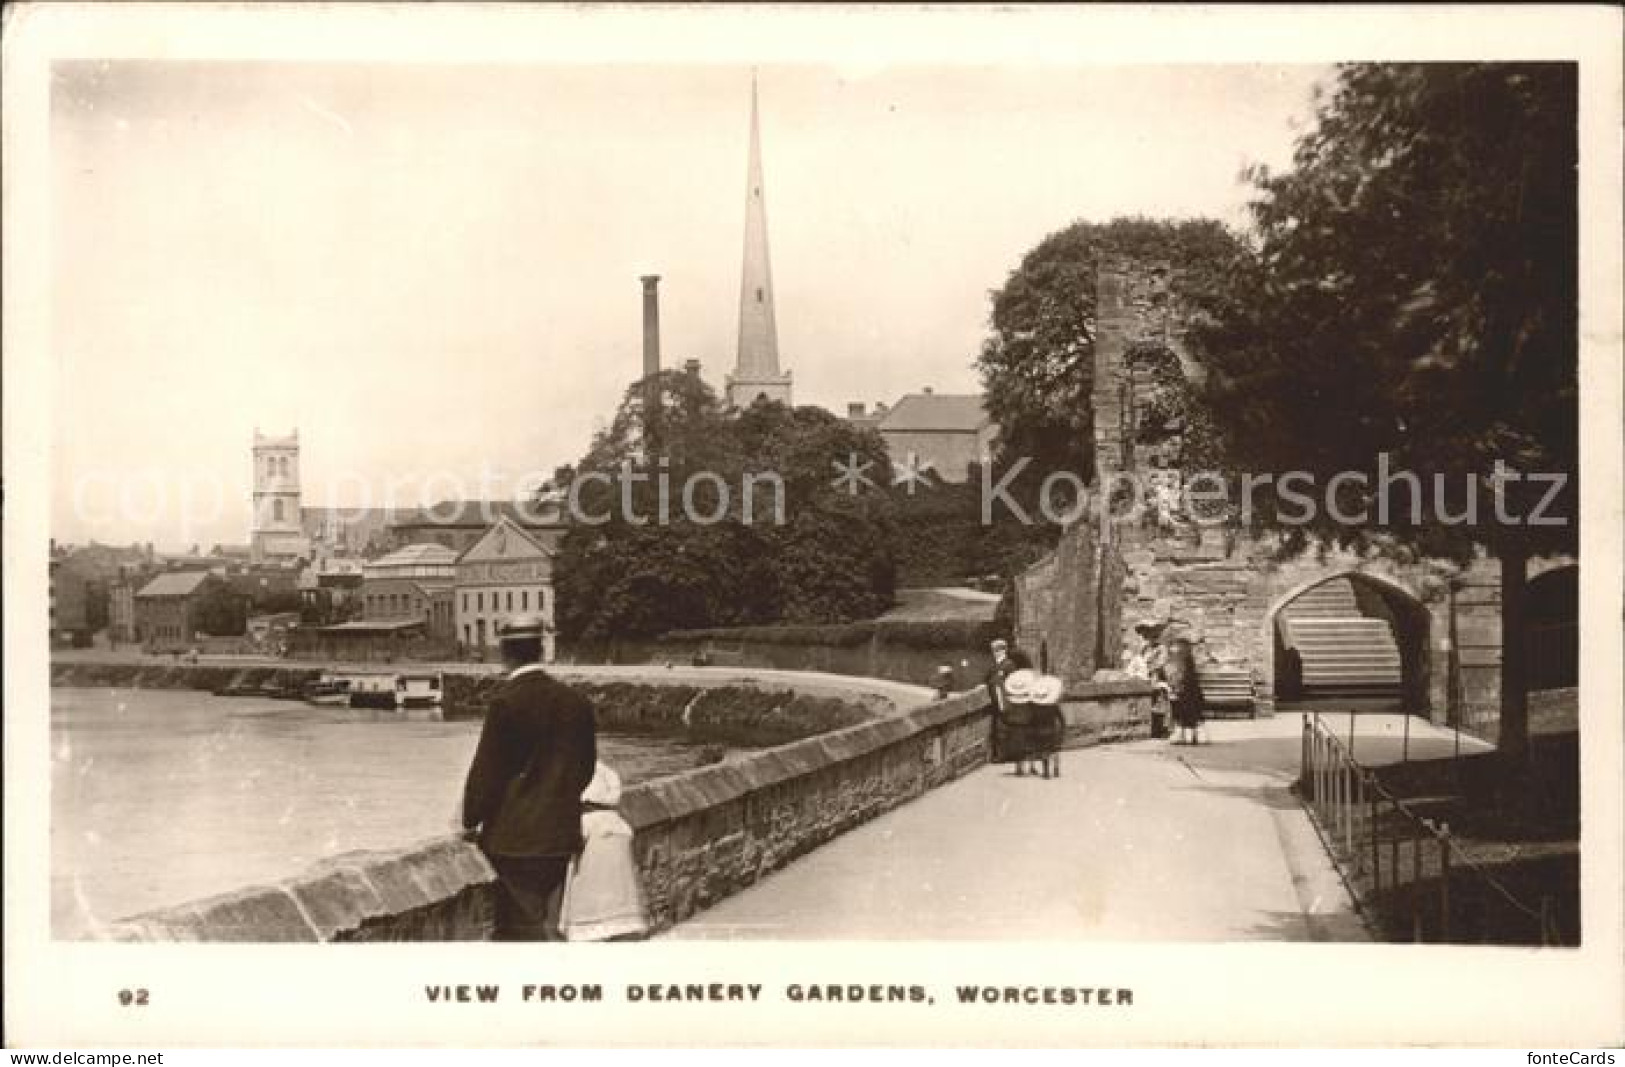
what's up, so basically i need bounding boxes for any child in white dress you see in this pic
[559,761,650,942]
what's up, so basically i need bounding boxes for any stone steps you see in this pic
[1196,664,1255,712]
[1283,579,1361,618]
[1279,578,1403,702]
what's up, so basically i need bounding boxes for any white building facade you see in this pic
[454,517,556,661]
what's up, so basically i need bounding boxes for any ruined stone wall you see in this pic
[1092,256,1182,478]
[1086,254,1511,730]
[1013,514,1126,686]
[1115,520,1509,726]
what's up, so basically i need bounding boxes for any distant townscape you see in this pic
[49,76,1003,668]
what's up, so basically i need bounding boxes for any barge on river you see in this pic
[343,671,444,711]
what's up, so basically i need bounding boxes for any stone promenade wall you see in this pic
[96,680,1158,941]
[570,630,988,692]
[1060,679,1160,747]
[99,836,499,942]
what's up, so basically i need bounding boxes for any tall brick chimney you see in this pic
[640,275,662,380]
[640,275,661,448]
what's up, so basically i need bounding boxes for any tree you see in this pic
[193,583,248,637]
[551,375,897,641]
[255,590,305,615]
[976,216,1245,495]
[1193,64,1577,760]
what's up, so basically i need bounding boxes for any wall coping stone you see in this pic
[1062,679,1160,701]
[619,689,989,831]
[100,835,495,942]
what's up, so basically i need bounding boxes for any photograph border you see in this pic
[5,2,1622,1048]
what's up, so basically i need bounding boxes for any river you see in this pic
[50,687,722,938]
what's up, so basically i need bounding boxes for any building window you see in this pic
[756,287,764,303]
[462,592,469,612]
[521,590,529,611]
[477,592,484,612]
[506,591,513,612]
[273,499,285,522]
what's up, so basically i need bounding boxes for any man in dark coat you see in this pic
[984,638,1033,762]
[462,613,597,941]
[984,638,1033,712]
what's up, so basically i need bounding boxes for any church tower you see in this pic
[251,429,309,563]
[726,73,793,409]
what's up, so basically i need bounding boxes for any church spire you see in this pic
[727,70,793,408]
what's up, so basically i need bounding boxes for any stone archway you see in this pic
[1262,570,1432,712]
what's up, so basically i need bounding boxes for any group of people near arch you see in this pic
[985,620,1207,766]
[983,639,1068,777]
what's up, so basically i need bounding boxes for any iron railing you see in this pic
[1299,712,1567,945]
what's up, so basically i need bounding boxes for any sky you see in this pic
[49,60,1330,550]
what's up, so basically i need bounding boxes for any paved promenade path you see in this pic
[668,713,1488,942]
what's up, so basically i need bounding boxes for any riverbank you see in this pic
[50,659,927,748]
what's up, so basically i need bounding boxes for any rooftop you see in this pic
[390,500,564,529]
[877,393,992,434]
[315,618,427,633]
[135,571,214,598]
[367,543,460,568]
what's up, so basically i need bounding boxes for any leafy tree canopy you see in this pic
[193,583,248,637]
[553,375,897,641]
[1194,63,1577,561]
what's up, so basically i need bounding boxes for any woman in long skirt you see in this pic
[1028,674,1067,779]
[997,668,1041,774]
[1162,637,1205,745]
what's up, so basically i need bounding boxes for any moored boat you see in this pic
[396,672,444,710]
[347,673,401,710]
[303,672,355,706]
[344,671,443,711]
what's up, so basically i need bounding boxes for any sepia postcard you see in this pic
[4,1,1623,1049]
